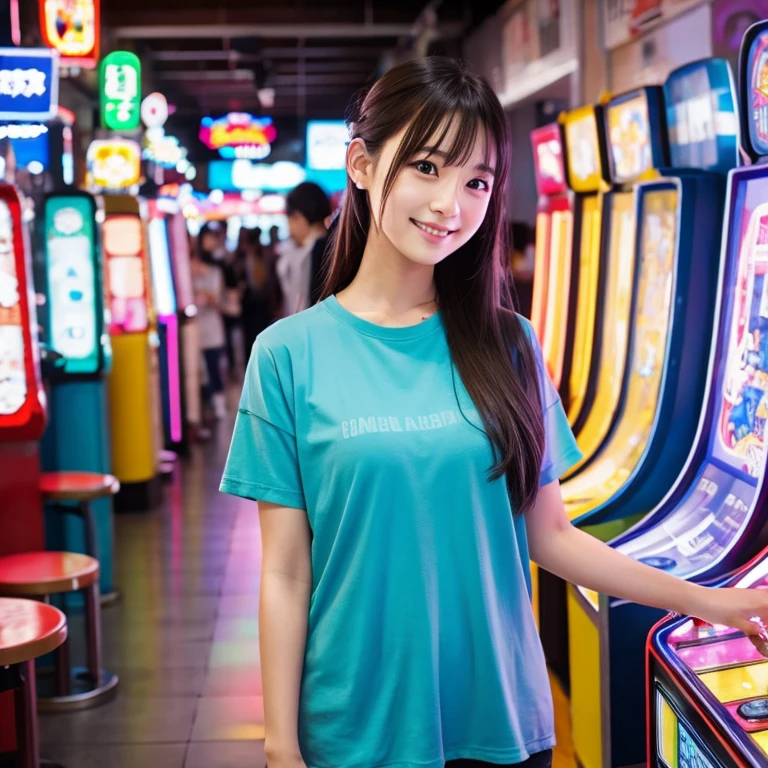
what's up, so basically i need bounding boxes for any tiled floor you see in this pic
[38,399,577,768]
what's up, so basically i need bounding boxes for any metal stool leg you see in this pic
[54,639,71,697]
[14,659,39,768]
[83,584,102,685]
[78,501,97,560]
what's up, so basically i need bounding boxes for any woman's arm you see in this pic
[258,500,312,767]
[527,482,768,635]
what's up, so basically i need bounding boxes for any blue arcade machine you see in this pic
[565,60,752,768]
[36,190,116,601]
[647,21,768,768]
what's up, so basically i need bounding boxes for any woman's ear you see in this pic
[347,138,371,191]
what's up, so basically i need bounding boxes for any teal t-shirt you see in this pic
[220,295,581,768]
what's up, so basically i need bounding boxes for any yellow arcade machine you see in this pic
[529,124,573,390]
[559,102,611,428]
[88,138,160,510]
[563,86,670,479]
[536,87,669,689]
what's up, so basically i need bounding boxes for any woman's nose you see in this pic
[429,184,460,219]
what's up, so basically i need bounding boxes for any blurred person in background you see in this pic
[222,236,248,376]
[276,182,331,315]
[241,227,276,362]
[191,234,227,420]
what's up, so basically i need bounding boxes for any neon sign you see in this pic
[86,139,141,191]
[39,0,100,69]
[0,48,59,121]
[100,51,141,131]
[199,113,277,159]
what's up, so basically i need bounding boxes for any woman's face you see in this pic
[364,121,496,268]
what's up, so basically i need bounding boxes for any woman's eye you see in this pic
[414,160,437,175]
[467,178,490,191]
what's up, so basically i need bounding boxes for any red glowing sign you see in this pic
[39,0,100,69]
[198,113,277,159]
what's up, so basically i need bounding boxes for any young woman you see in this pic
[220,57,768,768]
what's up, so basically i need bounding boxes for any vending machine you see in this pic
[37,190,116,597]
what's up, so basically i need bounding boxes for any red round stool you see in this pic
[0,553,118,712]
[39,472,120,606]
[0,597,67,768]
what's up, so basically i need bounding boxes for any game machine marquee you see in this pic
[560,103,610,430]
[565,59,741,768]
[88,139,160,510]
[529,124,573,391]
[36,190,117,599]
[648,22,768,768]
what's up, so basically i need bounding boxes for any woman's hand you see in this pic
[689,585,768,645]
[264,745,307,768]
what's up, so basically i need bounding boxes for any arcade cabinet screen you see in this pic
[667,66,718,169]
[564,114,600,188]
[46,198,99,373]
[103,215,148,334]
[606,94,653,183]
[148,218,176,317]
[747,30,768,157]
[713,176,768,479]
[0,200,25,414]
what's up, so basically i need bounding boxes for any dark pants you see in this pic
[446,749,553,768]
[223,315,240,374]
[202,347,224,398]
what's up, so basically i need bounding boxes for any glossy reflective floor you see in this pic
[38,393,577,768]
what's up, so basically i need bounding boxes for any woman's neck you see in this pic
[338,227,436,319]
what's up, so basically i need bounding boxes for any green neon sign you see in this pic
[100,51,141,131]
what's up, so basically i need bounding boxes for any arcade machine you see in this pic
[147,200,184,453]
[562,60,738,534]
[529,124,573,390]
[166,206,202,443]
[88,139,160,510]
[647,23,768,767]
[564,86,670,478]
[559,103,611,428]
[0,181,47,754]
[566,62,768,768]
[36,190,116,599]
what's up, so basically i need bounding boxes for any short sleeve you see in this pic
[219,337,306,508]
[518,317,582,486]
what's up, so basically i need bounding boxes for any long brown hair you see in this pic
[321,57,545,515]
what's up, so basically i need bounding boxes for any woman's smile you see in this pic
[410,218,458,243]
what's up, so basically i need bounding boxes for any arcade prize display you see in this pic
[147,201,184,452]
[166,208,202,440]
[36,190,117,598]
[560,103,610,429]
[529,124,573,390]
[564,86,669,479]
[648,22,768,768]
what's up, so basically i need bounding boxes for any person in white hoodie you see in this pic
[276,182,331,316]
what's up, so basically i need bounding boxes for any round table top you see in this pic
[0,552,99,596]
[40,472,120,502]
[0,597,67,666]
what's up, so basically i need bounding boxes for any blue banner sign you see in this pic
[0,48,59,121]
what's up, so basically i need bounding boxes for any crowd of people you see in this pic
[190,181,333,427]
